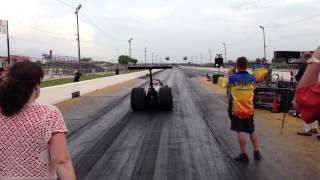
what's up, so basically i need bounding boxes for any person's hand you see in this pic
[303,52,312,64]
[225,67,235,77]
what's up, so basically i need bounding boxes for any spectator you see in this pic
[228,57,261,163]
[0,67,4,82]
[73,70,82,82]
[0,61,76,179]
[262,58,272,84]
[294,46,320,140]
[295,52,319,136]
[252,58,268,83]
[225,66,236,98]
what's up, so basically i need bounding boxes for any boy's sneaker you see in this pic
[297,130,312,136]
[310,128,319,134]
[234,153,249,163]
[254,150,262,161]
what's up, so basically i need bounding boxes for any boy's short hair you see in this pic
[237,57,248,69]
[255,58,262,64]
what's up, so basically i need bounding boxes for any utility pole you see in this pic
[152,52,154,64]
[156,55,158,65]
[6,20,10,66]
[209,49,212,64]
[75,4,82,71]
[196,56,198,65]
[222,42,227,64]
[259,25,267,60]
[128,38,133,57]
[200,54,203,65]
[144,47,147,66]
[116,48,119,58]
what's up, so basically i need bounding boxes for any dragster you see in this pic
[128,66,173,111]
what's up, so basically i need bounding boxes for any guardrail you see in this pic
[37,70,160,105]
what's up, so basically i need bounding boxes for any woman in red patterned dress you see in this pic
[0,61,76,180]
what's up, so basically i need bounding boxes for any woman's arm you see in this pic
[49,133,76,180]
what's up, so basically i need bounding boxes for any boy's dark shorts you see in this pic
[229,115,255,134]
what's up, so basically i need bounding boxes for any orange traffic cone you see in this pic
[271,96,280,113]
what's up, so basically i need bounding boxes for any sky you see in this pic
[0,0,319,63]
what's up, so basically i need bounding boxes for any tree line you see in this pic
[118,55,138,65]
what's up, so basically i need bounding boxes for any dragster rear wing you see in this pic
[128,66,172,83]
[128,66,172,70]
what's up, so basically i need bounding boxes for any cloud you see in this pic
[232,0,312,10]
[36,16,95,43]
[205,7,260,23]
[0,0,95,56]
[128,7,173,22]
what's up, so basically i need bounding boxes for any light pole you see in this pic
[116,48,119,58]
[209,49,212,64]
[259,25,267,60]
[128,38,133,57]
[200,54,203,65]
[152,52,154,64]
[222,42,227,64]
[75,4,82,71]
[144,47,147,66]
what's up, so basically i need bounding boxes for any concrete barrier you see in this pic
[37,70,159,105]
[180,66,293,81]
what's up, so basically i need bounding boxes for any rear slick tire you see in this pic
[159,87,173,111]
[131,88,146,111]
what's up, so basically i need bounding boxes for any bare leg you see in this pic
[249,132,259,151]
[237,132,247,154]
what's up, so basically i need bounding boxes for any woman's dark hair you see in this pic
[0,61,44,116]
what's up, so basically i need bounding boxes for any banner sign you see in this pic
[41,53,78,61]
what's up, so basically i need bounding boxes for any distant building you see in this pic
[0,55,31,68]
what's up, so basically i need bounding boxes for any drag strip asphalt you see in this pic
[59,67,319,180]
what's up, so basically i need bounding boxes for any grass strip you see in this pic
[41,72,123,88]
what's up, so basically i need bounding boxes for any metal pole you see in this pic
[75,5,82,71]
[223,43,226,64]
[144,47,147,66]
[6,20,10,66]
[128,38,132,58]
[152,52,154,64]
[260,26,266,60]
[263,29,266,60]
[209,49,212,64]
[129,41,131,57]
[116,48,119,58]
